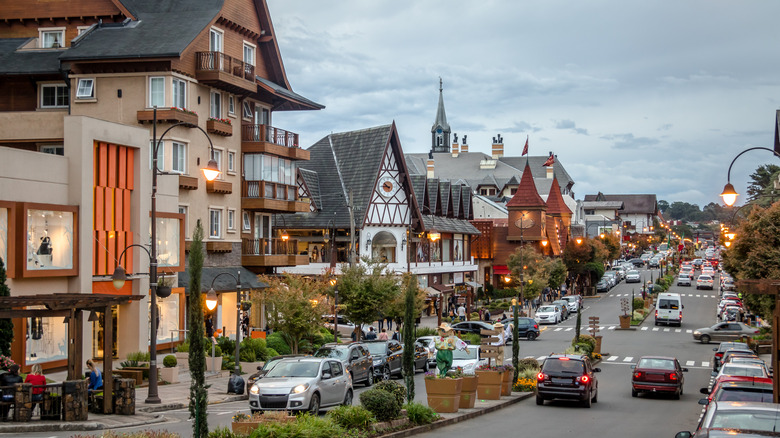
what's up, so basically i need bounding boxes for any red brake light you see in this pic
[534,324,538,329]
[579,375,590,383]
[634,371,643,379]
[537,372,545,381]
[669,373,678,381]
[559,357,570,361]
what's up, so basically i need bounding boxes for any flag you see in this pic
[542,154,555,167]
[522,136,529,156]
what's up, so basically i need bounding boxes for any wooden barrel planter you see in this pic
[459,375,478,409]
[501,370,513,396]
[425,377,462,413]
[475,370,503,400]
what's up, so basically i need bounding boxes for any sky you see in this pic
[266,1,780,208]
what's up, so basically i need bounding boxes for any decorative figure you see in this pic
[434,323,466,376]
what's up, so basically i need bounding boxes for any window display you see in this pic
[26,209,74,271]
[151,293,181,344]
[153,217,181,268]
[26,308,68,365]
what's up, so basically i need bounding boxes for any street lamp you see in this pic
[207,271,243,388]
[720,147,780,206]
[329,278,339,338]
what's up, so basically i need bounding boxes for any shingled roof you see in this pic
[506,164,546,208]
[582,193,657,215]
[0,39,64,75]
[545,177,572,215]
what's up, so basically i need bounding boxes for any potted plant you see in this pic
[452,368,478,409]
[619,298,631,329]
[240,301,252,311]
[206,342,223,372]
[424,371,462,413]
[156,275,174,298]
[500,364,514,396]
[159,355,179,383]
[231,412,259,435]
[475,364,503,400]
[174,339,189,367]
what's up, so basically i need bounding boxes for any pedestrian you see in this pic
[377,313,384,332]
[365,326,377,340]
[378,328,389,341]
[351,327,359,342]
[484,308,491,321]
[24,364,46,402]
[386,316,393,331]
[392,328,400,341]
[457,303,466,320]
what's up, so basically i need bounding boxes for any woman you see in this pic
[85,359,103,391]
[24,364,46,401]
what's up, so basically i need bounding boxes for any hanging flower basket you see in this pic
[156,286,172,298]
[424,376,462,413]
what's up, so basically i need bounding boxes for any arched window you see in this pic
[371,231,397,263]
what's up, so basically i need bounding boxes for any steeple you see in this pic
[431,77,451,153]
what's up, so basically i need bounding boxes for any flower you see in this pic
[208,117,232,126]
[0,356,16,371]
[172,107,198,116]
[232,412,250,422]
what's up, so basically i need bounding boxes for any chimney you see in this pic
[546,152,555,178]
[427,153,435,178]
[452,133,459,158]
[491,134,503,159]
[461,135,468,153]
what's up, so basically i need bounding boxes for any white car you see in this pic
[535,305,562,324]
[449,345,486,375]
[697,275,714,290]
[561,295,580,313]
[416,336,437,368]
[716,363,769,380]
[625,270,641,283]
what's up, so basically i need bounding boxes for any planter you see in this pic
[232,422,260,435]
[424,377,462,413]
[159,366,179,383]
[206,356,222,372]
[459,375,478,409]
[475,370,503,400]
[619,315,631,329]
[174,352,189,370]
[207,119,233,136]
[156,286,172,298]
[594,335,603,354]
[501,369,513,396]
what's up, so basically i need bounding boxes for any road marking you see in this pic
[702,361,710,367]
[696,294,701,298]
[675,329,682,333]
[686,330,693,333]
[553,328,562,332]
[565,328,573,332]
[623,356,634,362]
[686,361,695,366]
[641,327,649,331]
[652,328,659,331]
[608,326,616,330]
[607,356,619,362]
[663,328,670,332]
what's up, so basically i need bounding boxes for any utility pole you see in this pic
[348,189,355,267]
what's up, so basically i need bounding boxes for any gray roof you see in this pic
[582,201,624,210]
[583,194,657,215]
[0,39,64,75]
[299,168,321,210]
[431,81,450,132]
[256,76,325,111]
[498,155,574,191]
[422,215,479,235]
[179,266,267,294]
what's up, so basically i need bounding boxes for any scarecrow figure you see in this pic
[434,323,458,377]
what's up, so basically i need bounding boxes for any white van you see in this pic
[655,293,683,326]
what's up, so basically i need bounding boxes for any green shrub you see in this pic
[573,342,593,355]
[469,312,479,321]
[572,334,596,351]
[373,380,406,407]
[176,339,189,353]
[517,357,540,372]
[632,298,644,311]
[403,402,439,425]
[518,368,539,380]
[119,359,139,369]
[359,388,400,422]
[239,349,256,362]
[127,351,150,362]
[265,348,280,359]
[162,355,177,368]
[266,332,292,355]
[250,413,345,438]
[416,327,437,337]
[240,337,268,361]
[208,426,242,438]
[216,336,235,356]
[327,405,376,431]
[460,333,481,346]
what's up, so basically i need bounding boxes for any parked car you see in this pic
[629,258,645,267]
[495,316,540,341]
[451,321,498,338]
[248,357,352,414]
[625,270,641,283]
[696,274,714,290]
[416,336,437,368]
[562,295,581,313]
[612,266,626,280]
[721,279,736,291]
[364,340,404,381]
[676,273,692,287]
[536,354,600,408]
[535,305,562,325]
[675,401,780,438]
[596,278,610,292]
[449,345,486,375]
[247,354,305,387]
[602,272,618,288]
[699,380,773,405]
[314,343,374,387]
[552,300,571,319]
[630,356,687,399]
[693,322,758,344]
[322,315,369,338]
[711,342,754,372]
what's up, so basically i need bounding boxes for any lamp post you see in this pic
[329,278,339,339]
[720,147,780,206]
[112,108,218,404]
[207,271,243,386]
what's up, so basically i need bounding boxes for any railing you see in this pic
[0,383,65,422]
[242,238,298,256]
[196,51,255,81]
[241,180,297,201]
[241,124,299,148]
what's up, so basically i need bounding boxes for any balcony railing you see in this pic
[242,238,298,256]
[242,124,299,148]
[196,51,255,81]
[242,180,297,201]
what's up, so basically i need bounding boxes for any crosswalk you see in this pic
[544,325,694,334]
[605,293,716,298]
[540,355,712,368]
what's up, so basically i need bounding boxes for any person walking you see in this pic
[484,308,491,322]
[457,303,466,320]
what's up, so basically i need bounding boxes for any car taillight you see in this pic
[578,375,590,383]
[668,372,678,381]
[537,372,546,381]
[655,310,658,318]
[534,324,538,329]
[754,330,760,334]
[715,353,723,359]
[633,371,643,380]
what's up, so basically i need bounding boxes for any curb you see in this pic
[0,413,165,433]
[137,394,249,413]
[378,392,534,438]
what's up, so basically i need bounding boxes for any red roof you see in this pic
[506,164,546,208]
[545,177,572,215]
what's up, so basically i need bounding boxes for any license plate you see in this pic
[551,378,571,385]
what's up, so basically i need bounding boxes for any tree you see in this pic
[383,273,426,326]
[600,233,621,261]
[507,246,548,303]
[338,260,398,340]
[0,258,13,357]
[401,273,416,402]
[188,221,208,438]
[262,274,328,354]
[547,259,568,292]
[658,200,669,214]
[562,238,609,294]
[747,164,780,202]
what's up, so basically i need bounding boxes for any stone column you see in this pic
[62,380,88,421]
[113,378,135,415]
[13,383,32,422]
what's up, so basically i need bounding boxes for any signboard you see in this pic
[453,272,464,284]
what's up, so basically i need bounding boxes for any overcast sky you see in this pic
[266,1,780,207]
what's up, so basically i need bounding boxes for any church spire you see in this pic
[431,77,451,153]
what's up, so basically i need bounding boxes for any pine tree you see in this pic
[0,258,13,357]
[187,221,208,438]
[401,273,416,402]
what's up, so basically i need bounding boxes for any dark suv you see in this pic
[536,354,600,408]
[497,316,540,341]
[314,343,374,387]
[364,340,404,381]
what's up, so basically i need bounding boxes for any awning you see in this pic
[179,266,268,294]
[493,265,509,275]
[464,281,482,289]
[424,287,441,297]
[432,283,454,293]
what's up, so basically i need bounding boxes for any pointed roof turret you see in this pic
[506,164,546,208]
[545,176,572,215]
[431,77,450,133]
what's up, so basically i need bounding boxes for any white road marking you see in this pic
[607,356,619,362]
[686,361,695,366]
[686,330,693,333]
[608,326,616,330]
[554,328,562,332]
[623,356,634,362]
[565,328,573,332]
[702,361,710,367]
[663,328,670,332]
[652,328,659,331]
[675,329,682,333]
[696,294,701,298]
[641,327,649,331]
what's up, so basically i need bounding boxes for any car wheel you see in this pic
[527,332,537,341]
[673,390,680,400]
[631,389,638,397]
[342,389,353,406]
[536,394,544,405]
[365,370,374,387]
[423,360,429,373]
[700,335,710,344]
[582,393,592,408]
[382,366,391,381]
[309,393,320,415]
[592,389,598,403]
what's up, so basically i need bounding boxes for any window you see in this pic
[209,209,222,238]
[171,141,186,174]
[76,79,94,99]
[210,91,221,118]
[228,151,235,173]
[209,28,223,52]
[227,209,236,231]
[77,26,90,36]
[40,145,64,155]
[178,205,188,238]
[149,77,165,107]
[172,78,186,109]
[242,211,250,231]
[25,208,75,271]
[228,95,235,115]
[242,101,252,119]
[212,149,223,173]
[243,42,255,66]
[41,84,68,108]
[150,140,164,171]
[39,29,65,48]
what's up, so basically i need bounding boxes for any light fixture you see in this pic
[322,230,329,244]
[724,241,732,247]
[329,278,337,287]
[205,288,218,311]
[88,311,100,322]
[541,239,548,247]
[599,233,605,239]
[111,265,127,290]
[428,229,441,242]
[576,238,583,245]
[726,232,736,240]
[401,236,407,250]
[503,275,512,284]
[281,229,289,242]
[365,232,372,251]
[721,183,738,206]
[201,158,220,181]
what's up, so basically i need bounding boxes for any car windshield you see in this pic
[721,365,765,377]
[709,410,780,431]
[680,274,690,279]
[637,358,676,370]
[658,299,679,310]
[264,361,320,378]
[699,276,712,281]
[543,358,585,374]
[452,348,478,360]
[538,306,556,313]
[364,342,388,355]
[717,388,773,402]
[314,348,345,359]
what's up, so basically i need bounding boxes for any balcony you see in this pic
[196,51,256,94]
[242,238,309,267]
[137,108,198,126]
[241,125,309,161]
[241,180,309,212]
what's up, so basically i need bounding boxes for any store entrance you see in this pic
[92,305,118,359]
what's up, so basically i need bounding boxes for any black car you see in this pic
[536,354,600,408]
[629,258,645,267]
[314,343,374,387]
[451,321,498,338]
[410,341,430,373]
[496,316,540,341]
[364,340,403,380]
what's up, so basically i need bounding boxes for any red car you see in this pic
[631,356,687,399]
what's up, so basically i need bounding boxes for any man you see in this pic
[365,326,377,340]
[457,303,466,320]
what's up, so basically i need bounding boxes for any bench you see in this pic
[113,370,143,386]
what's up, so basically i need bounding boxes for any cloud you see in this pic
[601,133,660,150]
[500,121,542,133]
[554,119,588,135]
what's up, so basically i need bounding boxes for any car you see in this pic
[717,299,742,314]
[416,336,437,368]
[692,258,704,268]
[596,278,610,292]
[451,320,498,338]
[248,357,352,414]
[721,279,736,291]
[536,354,600,408]
[711,342,754,372]
[322,315,369,338]
[699,380,773,405]
[655,293,683,327]
[693,322,758,344]
[677,273,692,287]
[602,272,617,288]
[630,356,687,399]
[648,258,660,268]
[364,340,404,381]
[535,305,562,324]
[562,295,581,313]
[552,300,571,319]
[314,343,375,387]
[715,363,769,381]
[247,354,305,387]
[629,258,645,267]
[625,270,641,283]
[612,266,627,280]
[723,356,770,375]
[719,306,742,322]
[495,316,540,341]
[701,268,715,277]
[449,345,486,375]
[675,401,780,438]
[696,275,714,290]
[718,350,760,373]
[640,253,653,262]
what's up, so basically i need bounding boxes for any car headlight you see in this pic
[291,383,309,394]
[250,384,260,395]
[373,359,382,366]
[693,331,701,335]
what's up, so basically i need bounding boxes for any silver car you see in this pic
[692,322,758,344]
[248,357,352,414]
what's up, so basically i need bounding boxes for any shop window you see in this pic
[25,208,75,271]
[26,309,69,365]
[442,238,451,262]
[454,234,464,261]
[153,216,182,268]
[152,289,181,344]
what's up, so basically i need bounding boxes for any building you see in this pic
[583,193,659,238]
[580,199,624,238]
[0,0,320,370]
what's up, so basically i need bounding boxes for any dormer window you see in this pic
[39,28,65,48]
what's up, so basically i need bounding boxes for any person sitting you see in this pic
[0,364,22,419]
[24,364,46,402]
[377,329,389,341]
[365,327,377,340]
[85,359,103,391]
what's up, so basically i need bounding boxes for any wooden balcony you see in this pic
[179,175,198,190]
[207,119,232,136]
[206,180,232,194]
[241,180,309,212]
[196,51,256,94]
[241,238,308,267]
[241,125,309,161]
[137,108,198,125]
